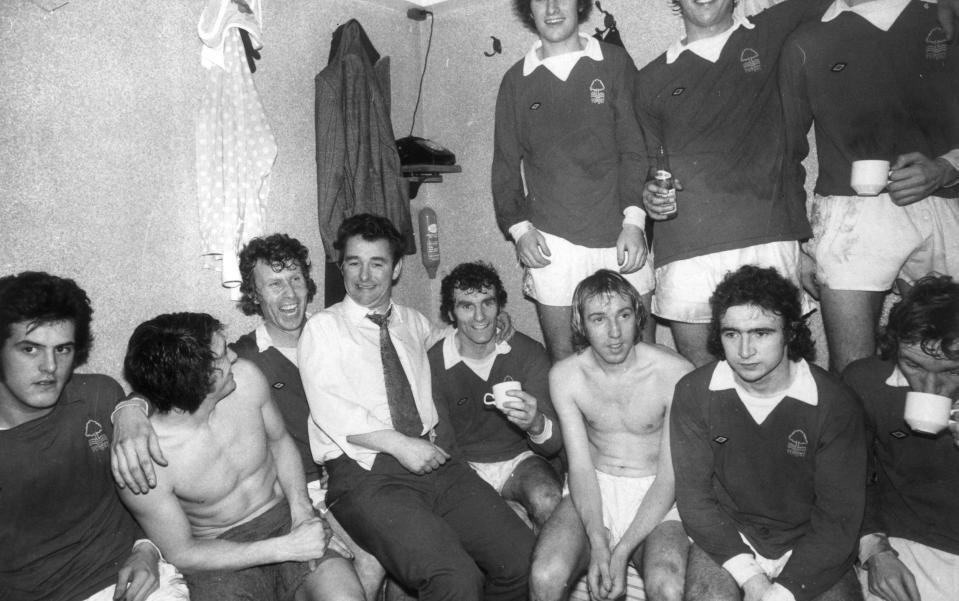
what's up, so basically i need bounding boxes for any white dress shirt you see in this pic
[298,295,444,470]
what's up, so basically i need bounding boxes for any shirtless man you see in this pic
[529,270,692,601]
[119,312,363,601]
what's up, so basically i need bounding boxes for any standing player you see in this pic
[493,0,655,362]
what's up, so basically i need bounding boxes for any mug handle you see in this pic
[483,393,496,406]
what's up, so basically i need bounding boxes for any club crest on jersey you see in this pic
[740,48,761,73]
[786,429,808,458]
[85,419,110,453]
[926,27,948,60]
[590,79,606,104]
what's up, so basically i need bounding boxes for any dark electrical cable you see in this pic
[409,11,434,137]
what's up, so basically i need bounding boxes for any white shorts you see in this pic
[652,241,802,323]
[739,532,793,579]
[84,561,188,601]
[563,470,681,548]
[806,193,959,291]
[469,450,536,494]
[859,537,959,601]
[524,231,656,306]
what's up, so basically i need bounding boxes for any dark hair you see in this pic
[571,269,646,352]
[440,262,508,326]
[124,313,224,414]
[333,213,405,266]
[237,234,317,317]
[879,275,959,361]
[707,265,814,362]
[512,0,593,34]
[0,271,93,368]
[668,0,736,17]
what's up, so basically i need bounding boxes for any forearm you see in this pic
[568,463,607,547]
[614,477,674,556]
[347,429,415,457]
[271,436,313,522]
[165,536,287,574]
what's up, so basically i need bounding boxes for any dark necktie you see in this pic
[366,309,423,437]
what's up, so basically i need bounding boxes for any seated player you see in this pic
[843,274,959,601]
[119,312,363,601]
[0,271,187,601]
[672,265,866,601]
[428,261,563,530]
[530,270,692,601]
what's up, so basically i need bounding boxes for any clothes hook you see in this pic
[484,36,502,57]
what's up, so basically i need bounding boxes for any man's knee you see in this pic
[645,562,685,601]
[524,480,562,525]
[529,547,575,601]
[423,554,484,601]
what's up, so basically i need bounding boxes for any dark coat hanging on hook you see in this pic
[315,19,414,264]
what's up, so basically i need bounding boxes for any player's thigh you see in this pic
[684,543,739,601]
[641,521,689,585]
[536,303,574,361]
[819,287,885,372]
[298,556,364,601]
[502,455,562,512]
[812,568,863,601]
[530,496,590,586]
[436,462,536,578]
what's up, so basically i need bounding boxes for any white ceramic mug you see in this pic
[850,160,890,196]
[483,381,522,410]
[903,391,953,435]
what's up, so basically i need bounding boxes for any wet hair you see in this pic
[440,262,508,326]
[512,0,594,34]
[124,313,224,414]
[0,271,93,369]
[707,265,815,362]
[879,275,959,361]
[570,269,646,352]
[333,213,405,267]
[237,234,317,317]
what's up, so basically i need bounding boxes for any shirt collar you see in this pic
[666,13,755,65]
[821,0,913,31]
[342,294,400,325]
[885,364,911,387]
[523,33,603,81]
[255,316,311,352]
[709,359,819,405]
[441,329,512,370]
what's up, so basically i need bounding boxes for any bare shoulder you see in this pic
[549,349,590,383]
[227,358,271,408]
[636,342,694,377]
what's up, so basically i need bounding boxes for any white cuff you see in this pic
[937,149,959,187]
[132,538,164,563]
[110,397,150,425]
[528,414,553,444]
[622,206,647,230]
[723,552,765,587]
[508,220,536,242]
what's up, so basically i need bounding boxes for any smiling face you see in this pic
[675,0,736,43]
[341,236,402,312]
[583,292,638,366]
[451,287,501,357]
[252,259,309,347]
[897,342,959,400]
[531,0,583,57]
[720,304,792,394]
[0,320,76,427]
